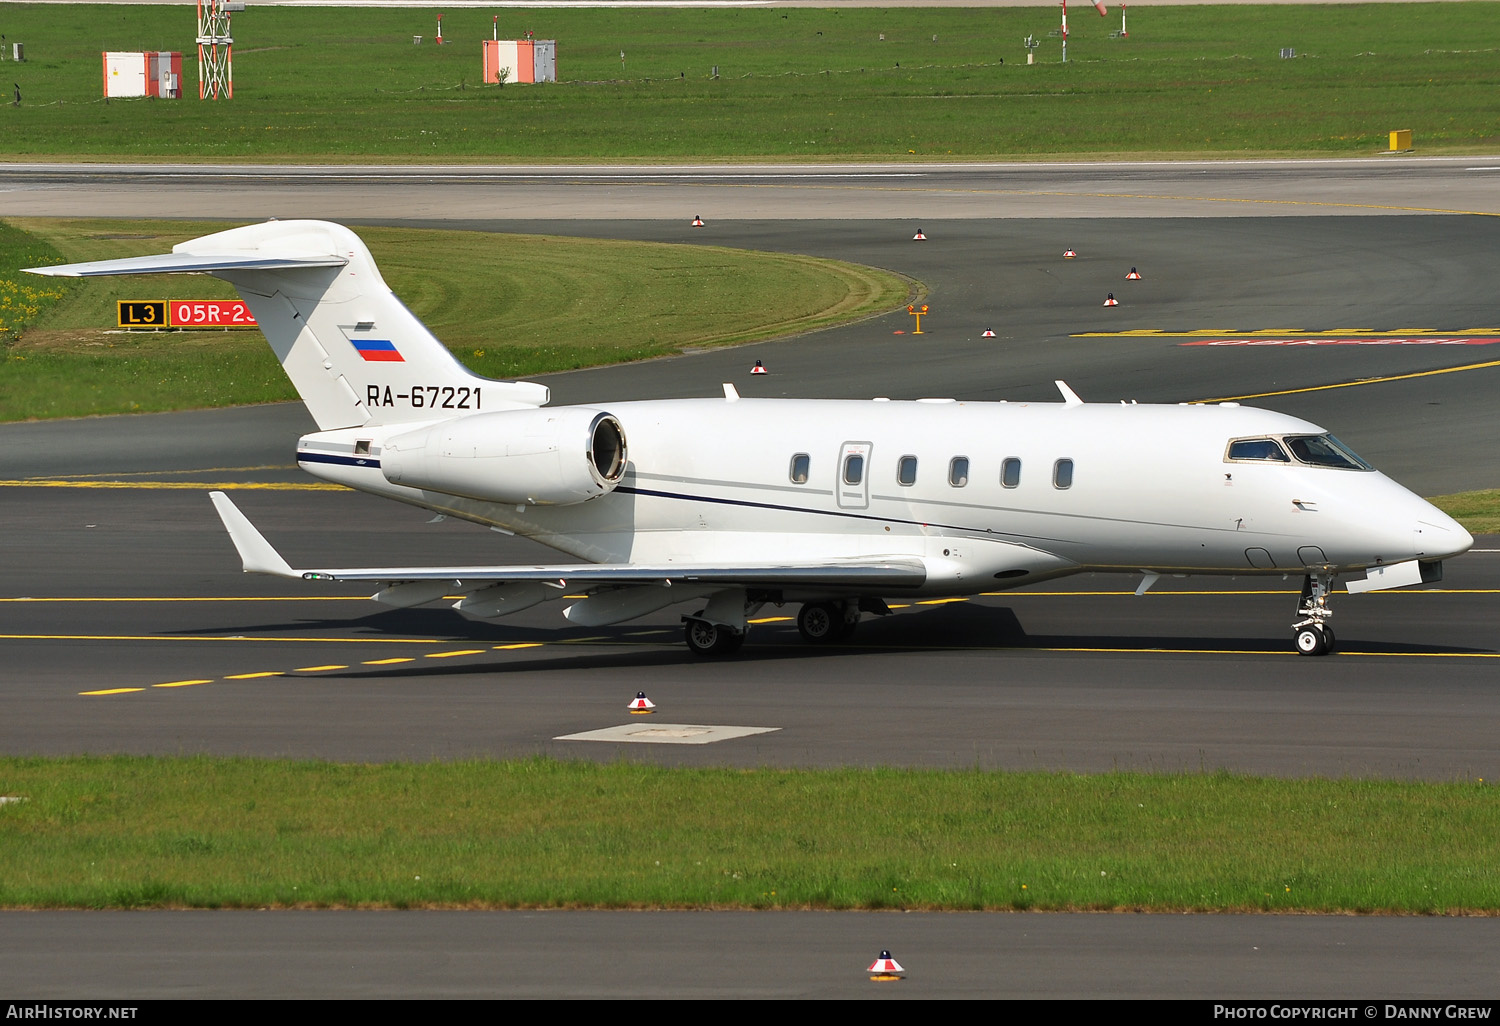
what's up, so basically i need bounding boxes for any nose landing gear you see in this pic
[1291,573,1337,656]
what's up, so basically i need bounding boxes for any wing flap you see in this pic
[302,561,927,589]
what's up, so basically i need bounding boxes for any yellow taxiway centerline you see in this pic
[1198,359,1500,404]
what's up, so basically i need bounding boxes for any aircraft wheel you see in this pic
[797,602,840,643]
[1294,625,1329,657]
[684,618,742,658]
[833,613,860,641]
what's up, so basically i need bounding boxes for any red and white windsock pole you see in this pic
[1120,4,1128,37]
[493,15,498,41]
[1061,0,1068,63]
[436,13,444,45]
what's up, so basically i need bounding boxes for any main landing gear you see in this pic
[681,596,878,657]
[682,616,746,658]
[1291,573,1337,656]
[797,601,860,644]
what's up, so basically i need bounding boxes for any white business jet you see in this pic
[29,220,1472,657]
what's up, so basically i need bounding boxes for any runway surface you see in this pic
[6,156,1500,220]
[2,162,1498,998]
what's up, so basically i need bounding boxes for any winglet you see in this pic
[209,491,299,578]
[1055,380,1084,406]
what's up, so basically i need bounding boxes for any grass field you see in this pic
[0,217,911,419]
[2,756,1496,912]
[1,4,1497,160]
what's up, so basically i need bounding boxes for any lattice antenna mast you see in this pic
[197,0,240,99]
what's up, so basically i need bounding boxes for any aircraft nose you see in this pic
[1413,508,1473,561]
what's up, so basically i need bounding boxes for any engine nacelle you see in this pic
[381,407,627,506]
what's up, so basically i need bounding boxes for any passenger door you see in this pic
[837,441,873,510]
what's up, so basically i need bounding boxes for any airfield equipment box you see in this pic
[483,39,556,84]
[102,51,182,99]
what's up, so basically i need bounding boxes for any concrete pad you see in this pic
[555,723,780,745]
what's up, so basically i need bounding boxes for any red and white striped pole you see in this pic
[1061,0,1068,63]
[436,13,444,45]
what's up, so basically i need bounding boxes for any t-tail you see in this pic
[25,220,549,429]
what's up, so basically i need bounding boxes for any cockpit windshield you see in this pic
[1284,434,1373,471]
[1226,434,1374,471]
[1227,438,1290,462]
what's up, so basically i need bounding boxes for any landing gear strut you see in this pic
[1291,573,1337,656]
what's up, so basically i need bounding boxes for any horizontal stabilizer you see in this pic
[25,253,347,278]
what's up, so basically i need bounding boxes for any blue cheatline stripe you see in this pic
[297,451,381,469]
[351,338,398,353]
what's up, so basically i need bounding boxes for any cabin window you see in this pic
[843,454,865,486]
[789,453,810,484]
[1001,457,1021,488]
[1227,438,1290,463]
[897,456,918,486]
[1053,458,1074,489]
[1285,434,1373,471]
[949,457,970,488]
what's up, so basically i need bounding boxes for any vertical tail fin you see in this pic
[25,219,549,430]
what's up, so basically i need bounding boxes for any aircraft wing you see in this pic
[210,492,927,590]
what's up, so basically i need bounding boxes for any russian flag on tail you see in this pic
[352,338,404,362]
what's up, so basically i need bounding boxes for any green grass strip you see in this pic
[1430,490,1500,535]
[3,5,1499,160]
[2,218,909,420]
[1,756,1496,913]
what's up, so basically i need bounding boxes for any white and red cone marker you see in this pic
[981,328,996,338]
[691,215,705,227]
[868,950,905,981]
[1103,293,1119,307]
[1063,247,1077,259]
[912,228,926,241]
[751,360,768,375]
[1125,267,1142,280]
[628,692,656,714]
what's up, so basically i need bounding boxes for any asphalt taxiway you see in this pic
[2,166,1498,998]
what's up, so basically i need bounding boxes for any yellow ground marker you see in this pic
[493,642,545,651]
[363,657,415,665]
[225,671,282,679]
[425,649,487,659]
[295,664,347,672]
[79,687,145,696]
[151,679,213,688]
